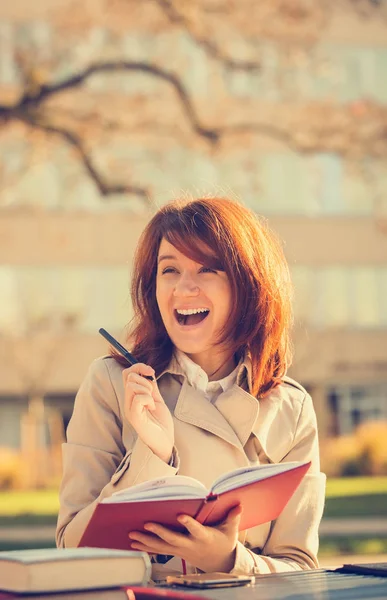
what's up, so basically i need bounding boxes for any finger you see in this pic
[143,523,189,547]
[125,384,154,416]
[127,382,154,398]
[152,383,166,404]
[220,505,242,531]
[124,375,154,418]
[176,515,208,542]
[132,394,156,412]
[128,531,175,555]
[123,371,154,394]
[131,542,171,555]
[123,363,155,380]
[228,504,243,519]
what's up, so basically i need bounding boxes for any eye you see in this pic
[161,267,178,275]
[199,267,217,274]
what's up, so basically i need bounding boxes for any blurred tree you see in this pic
[0,0,386,203]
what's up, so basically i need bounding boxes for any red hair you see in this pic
[114,197,293,398]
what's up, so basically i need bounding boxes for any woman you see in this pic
[56,197,325,578]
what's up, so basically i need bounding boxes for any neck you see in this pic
[185,350,237,381]
[208,356,237,381]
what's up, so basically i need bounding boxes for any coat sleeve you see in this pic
[56,358,179,548]
[230,392,326,575]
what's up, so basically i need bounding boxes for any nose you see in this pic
[173,273,200,297]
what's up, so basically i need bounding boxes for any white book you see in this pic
[0,547,151,593]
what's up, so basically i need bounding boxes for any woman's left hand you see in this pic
[128,505,242,573]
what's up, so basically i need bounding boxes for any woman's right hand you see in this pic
[123,364,174,464]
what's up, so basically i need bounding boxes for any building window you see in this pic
[292,266,387,329]
[328,384,387,435]
[44,393,76,436]
[0,396,28,449]
[0,266,131,334]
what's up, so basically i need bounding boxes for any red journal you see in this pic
[79,460,311,550]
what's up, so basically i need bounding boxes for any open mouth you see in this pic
[174,309,210,327]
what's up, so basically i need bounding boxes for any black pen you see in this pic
[99,328,154,381]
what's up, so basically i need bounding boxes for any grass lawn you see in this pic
[319,535,387,557]
[0,476,386,526]
[326,476,387,497]
[0,490,59,526]
[324,476,387,518]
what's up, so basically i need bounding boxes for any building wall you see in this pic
[1,212,386,439]
[1,3,387,445]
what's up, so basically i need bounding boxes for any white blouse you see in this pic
[174,349,240,404]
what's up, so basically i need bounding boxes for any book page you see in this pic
[0,548,134,563]
[102,475,208,503]
[211,461,308,495]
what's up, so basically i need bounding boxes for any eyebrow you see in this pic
[157,252,222,267]
[157,254,178,264]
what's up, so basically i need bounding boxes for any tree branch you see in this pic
[11,61,220,144]
[19,114,150,199]
[152,0,261,71]
[218,122,299,152]
[0,60,222,201]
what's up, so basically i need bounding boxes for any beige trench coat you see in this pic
[56,355,326,577]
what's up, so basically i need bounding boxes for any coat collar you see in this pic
[156,353,298,464]
[157,352,254,394]
[157,353,258,451]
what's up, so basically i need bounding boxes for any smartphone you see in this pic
[166,572,255,589]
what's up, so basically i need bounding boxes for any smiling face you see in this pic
[156,238,234,378]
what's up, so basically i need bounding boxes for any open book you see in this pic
[79,460,310,551]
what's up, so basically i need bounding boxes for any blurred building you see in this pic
[0,2,387,450]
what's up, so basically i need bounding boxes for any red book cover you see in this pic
[0,588,201,600]
[195,461,311,530]
[79,499,204,550]
[79,461,311,551]
[126,588,205,600]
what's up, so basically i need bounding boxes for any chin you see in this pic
[176,344,207,355]
[172,339,209,355]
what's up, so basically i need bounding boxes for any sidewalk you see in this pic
[319,517,387,535]
[319,553,387,568]
[0,525,55,542]
[1,518,387,542]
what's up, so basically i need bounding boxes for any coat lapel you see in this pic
[164,375,260,452]
[252,385,298,463]
[214,384,259,448]
[158,354,299,466]
[174,379,246,451]
[158,353,290,457]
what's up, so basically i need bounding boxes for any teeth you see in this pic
[176,308,209,315]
